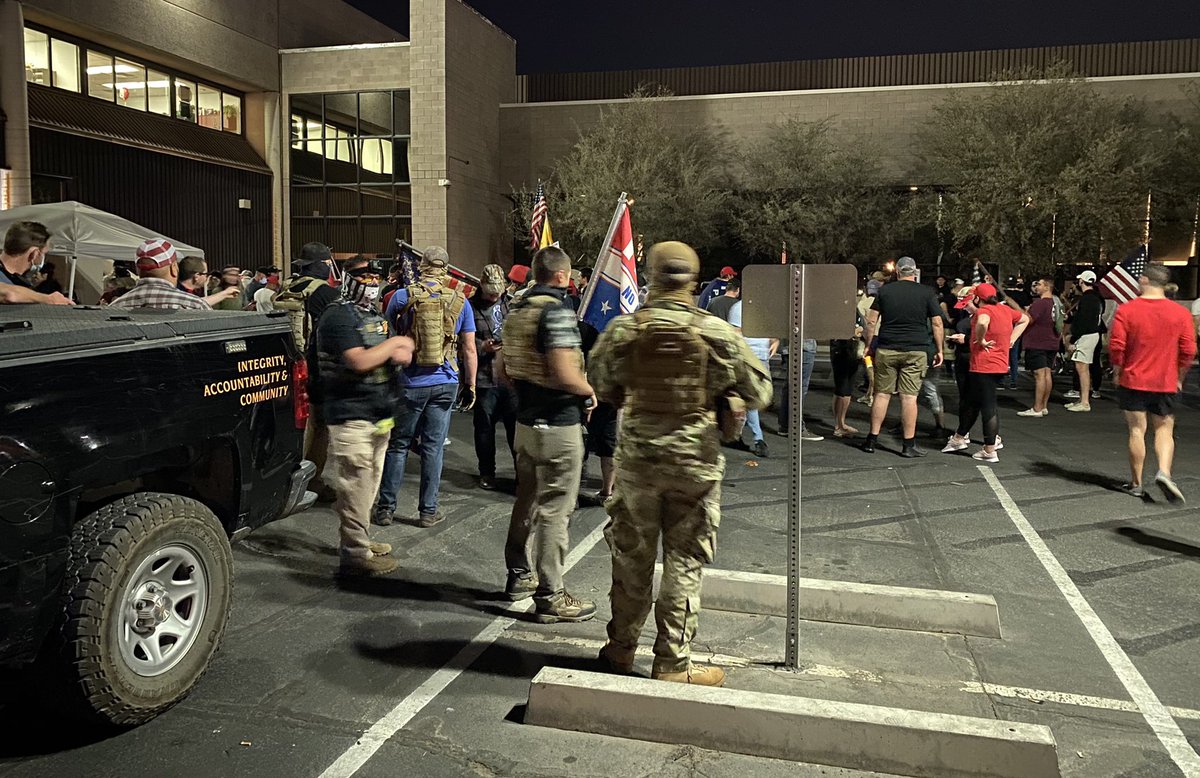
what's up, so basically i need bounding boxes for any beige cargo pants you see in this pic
[604,468,721,674]
[328,420,389,559]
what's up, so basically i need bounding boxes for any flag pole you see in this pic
[578,191,628,320]
[1143,190,1152,246]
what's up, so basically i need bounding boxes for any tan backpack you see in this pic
[274,276,328,351]
[401,282,468,369]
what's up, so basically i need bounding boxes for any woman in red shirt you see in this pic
[942,283,1030,462]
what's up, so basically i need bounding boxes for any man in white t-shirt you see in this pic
[1191,297,1200,338]
[729,300,778,458]
[253,273,281,312]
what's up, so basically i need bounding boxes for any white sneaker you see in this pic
[993,436,1004,451]
[942,436,969,453]
[1017,408,1048,417]
[972,448,999,463]
[1066,403,1091,412]
[1064,390,1081,399]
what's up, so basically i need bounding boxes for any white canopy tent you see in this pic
[0,201,205,301]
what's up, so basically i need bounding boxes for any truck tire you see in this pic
[52,492,234,726]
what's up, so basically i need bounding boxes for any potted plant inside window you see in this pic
[223,104,240,132]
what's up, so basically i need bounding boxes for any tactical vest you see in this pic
[274,276,328,352]
[318,302,391,387]
[400,281,467,371]
[625,308,711,415]
[503,292,583,387]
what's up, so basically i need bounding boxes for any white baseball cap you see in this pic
[1076,270,1097,283]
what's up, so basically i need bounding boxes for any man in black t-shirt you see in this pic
[1064,270,1105,412]
[705,277,740,322]
[315,265,414,577]
[861,257,944,456]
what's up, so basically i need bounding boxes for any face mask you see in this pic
[361,285,380,302]
[30,250,45,274]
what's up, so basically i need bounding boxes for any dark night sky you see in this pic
[344,1,1200,74]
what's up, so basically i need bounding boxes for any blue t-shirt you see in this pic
[385,285,476,387]
[729,301,772,362]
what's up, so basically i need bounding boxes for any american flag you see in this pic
[529,182,548,251]
[1097,244,1150,304]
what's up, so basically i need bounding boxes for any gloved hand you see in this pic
[458,385,477,412]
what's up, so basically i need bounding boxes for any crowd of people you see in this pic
[5,215,1197,683]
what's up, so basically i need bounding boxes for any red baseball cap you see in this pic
[508,265,530,284]
[720,266,737,277]
[135,238,178,270]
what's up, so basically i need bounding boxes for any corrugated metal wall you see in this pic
[515,39,1200,102]
[29,128,273,266]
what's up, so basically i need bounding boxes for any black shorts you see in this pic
[1025,349,1056,371]
[1117,387,1176,417]
[829,344,860,397]
[586,401,619,456]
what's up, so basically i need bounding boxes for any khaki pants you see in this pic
[328,420,389,559]
[604,468,721,674]
[505,422,584,599]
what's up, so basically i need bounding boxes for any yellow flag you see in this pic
[539,216,554,249]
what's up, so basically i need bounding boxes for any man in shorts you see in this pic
[1017,276,1062,417]
[1065,270,1105,412]
[861,256,944,457]
[1109,263,1197,502]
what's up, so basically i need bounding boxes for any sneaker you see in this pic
[1017,408,1048,417]
[415,511,445,528]
[371,507,394,527]
[1090,390,1102,400]
[860,438,876,454]
[443,437,452,446]
[1119,483,1146,498]
[479,475,496,491]
[993,435,1004,451]
[652,664,726,687]
[900,444,927,458]
[1064,389,1081,399]
[942,436,969,453]
[972,448,999,463]
[799,427,824,442]
[533,591,596,623]
[597,643,636,675]
[1155,471,1185,504]
[368,541,392,556]
[751,439,769,458]
[504,572,538,601]
[854,395,873,406]
[578,491,612,508]
[1066,403,1091,413]
[338,554,399,577]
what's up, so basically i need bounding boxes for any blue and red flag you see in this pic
[579,195,638,332]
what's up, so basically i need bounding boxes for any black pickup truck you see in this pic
[0,305,315,726]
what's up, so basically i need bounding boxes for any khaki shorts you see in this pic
[1071,332,1100,363]
[874,348,928,396]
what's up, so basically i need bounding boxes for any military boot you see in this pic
[652,664,726,687]
[533,591,596,623]
[338,554,398,577]
[368,541,392,556]
[504,572,538,601]
[597,643,636,675]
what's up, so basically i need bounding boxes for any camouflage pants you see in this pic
[604,468,721,674]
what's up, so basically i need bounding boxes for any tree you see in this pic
[731,119,901,264]
[549,87,730,264]
[917,64,1168,274]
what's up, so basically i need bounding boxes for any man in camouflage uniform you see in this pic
[589,241,773,686]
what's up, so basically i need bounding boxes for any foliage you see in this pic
[916,63,1168,274]
[730,119,902,264]
[548,86,731,264]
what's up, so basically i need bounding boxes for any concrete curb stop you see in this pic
[654,565,1003,639]
[526,667,1060,778]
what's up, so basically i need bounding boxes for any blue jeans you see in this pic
[376,382,457,517]
[746,356,770,441]
[778,340,816,433]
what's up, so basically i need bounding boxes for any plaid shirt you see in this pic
[110,278,212,311]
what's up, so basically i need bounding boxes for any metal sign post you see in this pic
[742,264,857,669]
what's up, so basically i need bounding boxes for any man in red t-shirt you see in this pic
[1109,263,1198,503]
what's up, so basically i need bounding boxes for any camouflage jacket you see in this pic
[589,300,773,482]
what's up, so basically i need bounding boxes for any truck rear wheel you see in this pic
[53,493,233,726]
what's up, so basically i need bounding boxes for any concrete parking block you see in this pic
[526,667,1059,778]
[655,565,1002,638]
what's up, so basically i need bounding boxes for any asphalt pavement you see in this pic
[2,362,1198,777]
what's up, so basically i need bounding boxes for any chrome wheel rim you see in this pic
[117,543,208,677]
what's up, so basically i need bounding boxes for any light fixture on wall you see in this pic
[438,179,451,187]
[238,198,252,210]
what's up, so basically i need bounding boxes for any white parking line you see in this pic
[317,519,610,778]
[979,466,1200,775]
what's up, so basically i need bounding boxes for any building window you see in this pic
[222,93,242,132]
[197,84,221,129]
[24,28,50,85]
[86,50,115,102]
[51,38,79,91]
[290,90,412,257]
[147,69,171,116]
[114,58,147,110]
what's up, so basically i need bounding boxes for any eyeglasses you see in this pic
[354,274,383,284]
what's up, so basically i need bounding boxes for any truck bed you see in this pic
[0,306,293,360]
